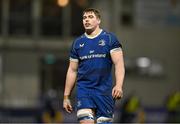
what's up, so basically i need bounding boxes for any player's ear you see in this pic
[98,19,101,24]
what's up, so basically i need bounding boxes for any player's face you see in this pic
[83,12,100,31]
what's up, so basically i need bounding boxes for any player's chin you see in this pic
[85,27,93,30]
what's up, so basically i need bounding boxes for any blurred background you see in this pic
[0,0,180,123]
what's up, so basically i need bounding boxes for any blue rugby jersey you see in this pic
[69,29,122,95]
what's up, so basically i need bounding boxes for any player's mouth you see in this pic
[85,23,91,27]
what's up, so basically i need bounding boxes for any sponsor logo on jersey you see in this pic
[79,43,84,48]
[80,54,106,60]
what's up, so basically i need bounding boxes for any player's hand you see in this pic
[63,96,73,113]
[112,85,123,100]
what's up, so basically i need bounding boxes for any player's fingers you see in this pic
[112,89,118,98]
[63,102,68,109]
[66,108,71,113]
[112,88,116,98]
[113,89,123,99]
[64,104,72,113]
[63,99,73,113]
[116,91,123,99]
[66,105,73,113]
[68,104,73,111]
[114,90,120,98]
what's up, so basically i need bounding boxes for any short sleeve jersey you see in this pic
[70,29,122,95]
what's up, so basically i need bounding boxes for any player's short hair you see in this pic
[83,8,101,19]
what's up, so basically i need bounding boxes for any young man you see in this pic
[63,8,125,124]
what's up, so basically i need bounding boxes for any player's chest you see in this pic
[77,39,109,56]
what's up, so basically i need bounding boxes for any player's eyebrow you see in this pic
[83,14,94,18]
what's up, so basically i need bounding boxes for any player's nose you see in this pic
[85,18,89,22]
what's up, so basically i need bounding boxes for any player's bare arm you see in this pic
[63,61,78,113]
[111,50,125,99]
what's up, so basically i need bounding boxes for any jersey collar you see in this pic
[84,29,103,39]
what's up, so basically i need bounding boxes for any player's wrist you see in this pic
[63,95,71,105]
[64,95,70,100]
[115,83,123,88]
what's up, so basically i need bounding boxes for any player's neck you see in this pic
[85,27,102,39]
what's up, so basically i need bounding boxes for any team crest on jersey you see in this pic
[98,40,106,46]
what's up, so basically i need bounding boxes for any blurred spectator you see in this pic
[119,94,145,123]
[41,89,63,123]
[165,91,180,123]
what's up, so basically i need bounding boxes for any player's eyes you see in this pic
[88,15,94,18]
[83,16,87,20]
[83,15,94,20]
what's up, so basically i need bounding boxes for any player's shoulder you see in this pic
[72,34,86,46]
[101,30,122,45]
[101,30,117,38]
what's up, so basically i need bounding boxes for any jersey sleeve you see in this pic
[69,41,79,62]
[109,33,122,53]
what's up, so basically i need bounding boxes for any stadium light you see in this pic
[57,0,69,7]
